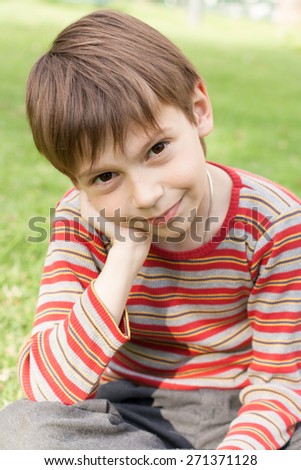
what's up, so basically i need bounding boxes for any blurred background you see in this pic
[0,0,300,408]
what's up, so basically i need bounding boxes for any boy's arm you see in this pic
[217,209,301,450]
[80,190,152,326]
[18,190,150,404]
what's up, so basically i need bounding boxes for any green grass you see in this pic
[0,0,301,408]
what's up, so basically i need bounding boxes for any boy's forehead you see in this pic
[124,104,182,151]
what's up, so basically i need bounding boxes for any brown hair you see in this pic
[26,10,204,179]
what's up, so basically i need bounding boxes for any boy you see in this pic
[0,9,301,450]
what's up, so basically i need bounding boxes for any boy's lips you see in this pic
[147,198,183,225]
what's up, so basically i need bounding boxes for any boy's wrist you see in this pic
[109,237,150,275]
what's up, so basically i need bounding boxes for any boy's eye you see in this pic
[94,172,116,184]
[148,141,168,159]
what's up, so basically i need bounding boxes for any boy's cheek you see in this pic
[91,199,128,222]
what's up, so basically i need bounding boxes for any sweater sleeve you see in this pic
[217,209,301,449]
[18,190,130,404]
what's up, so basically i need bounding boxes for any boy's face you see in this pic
[76,87,213,248]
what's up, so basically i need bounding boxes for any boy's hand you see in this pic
[80,189,123,242]
[80,190,152,323]
[80,190,152,267]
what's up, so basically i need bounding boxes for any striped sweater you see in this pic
[19,164,301,450]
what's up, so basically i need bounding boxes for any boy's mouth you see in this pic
[147,198,183,225]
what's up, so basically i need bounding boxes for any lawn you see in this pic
[0,0,300,408]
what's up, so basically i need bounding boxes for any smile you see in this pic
[147,198,183,225]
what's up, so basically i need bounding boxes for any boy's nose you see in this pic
[130,175,164,210]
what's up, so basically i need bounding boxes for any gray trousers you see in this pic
[0,380,300,450]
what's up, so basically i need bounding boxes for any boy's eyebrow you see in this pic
[79,166,109,178]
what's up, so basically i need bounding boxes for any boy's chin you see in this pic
[151,223,188,240]
[124,218,191,242]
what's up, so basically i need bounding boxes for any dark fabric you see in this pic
[97,381,240,449]
[0,394,165,450]
[0,380,300,450]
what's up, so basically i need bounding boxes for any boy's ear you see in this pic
[192,81,213,138]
